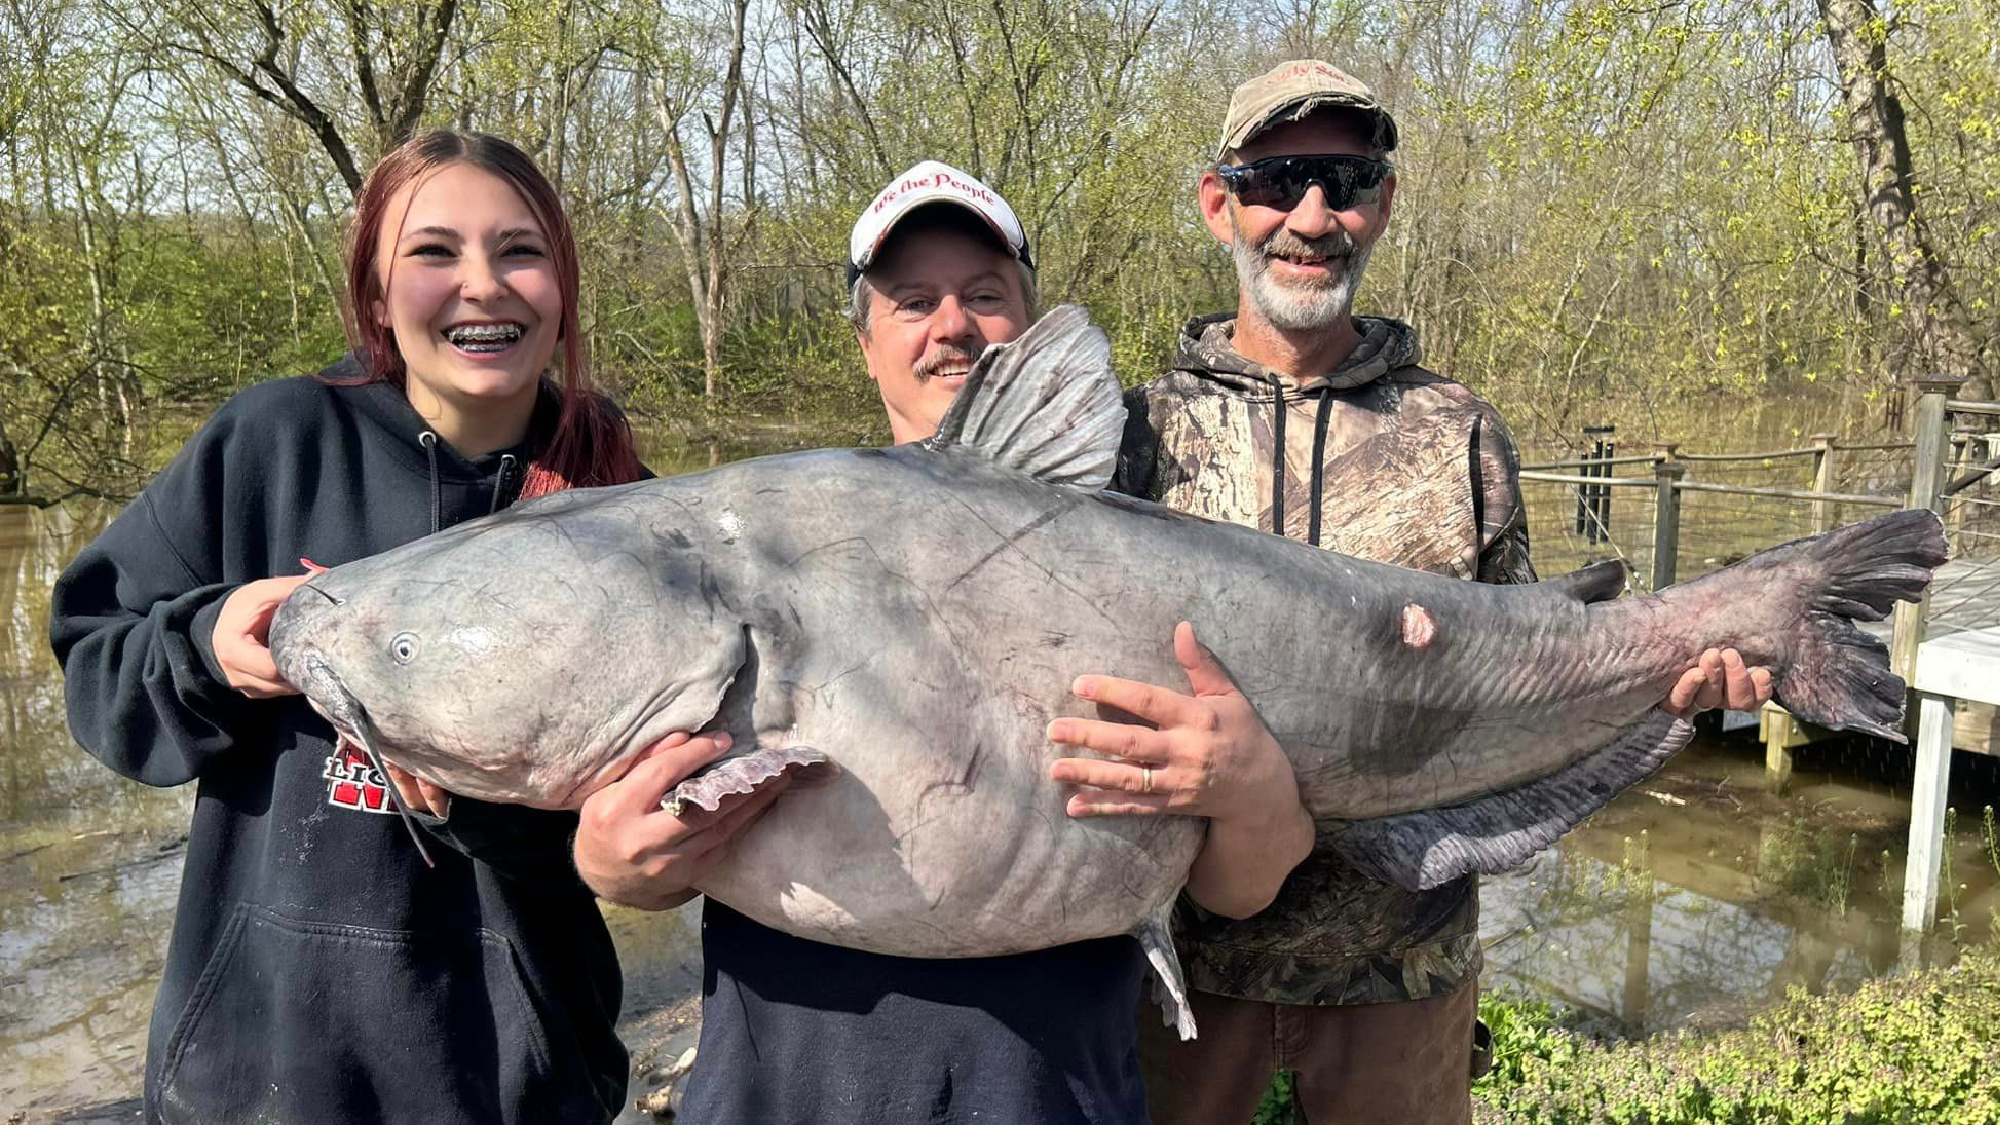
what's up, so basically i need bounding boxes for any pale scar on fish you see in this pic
[1400,603,1435,648]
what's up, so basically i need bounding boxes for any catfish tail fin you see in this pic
[1755,509,1947,742]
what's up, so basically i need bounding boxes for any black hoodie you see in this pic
[49,365,628,1125]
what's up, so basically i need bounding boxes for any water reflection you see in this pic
[1481,738,1986,1038]
[0,504,192,1115]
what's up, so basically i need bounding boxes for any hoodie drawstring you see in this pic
[418,431,443,535]
[422,434,519,526]
[490,454,516,514]
[1268,381,1337,547]
[1267,376,1287,536]
[1307,390,1333,548]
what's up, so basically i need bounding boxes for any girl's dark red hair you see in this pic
[339,131,642,498]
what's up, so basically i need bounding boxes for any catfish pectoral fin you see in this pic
[1319,711,1695,892]
[662,745,833,815]
[1135,911,1196,1041]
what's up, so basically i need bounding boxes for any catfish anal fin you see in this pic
[1320,711,1694,890]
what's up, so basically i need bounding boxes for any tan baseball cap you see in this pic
[1216,59,1399,160]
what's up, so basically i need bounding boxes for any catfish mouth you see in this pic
[289,650,367,741]
[288,649,438,866]
[292,653,398,786]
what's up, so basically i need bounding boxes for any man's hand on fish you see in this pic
[573,731,792,912]
[1048,621,1315,918]
[1048,622,1302,821]
[1663,648,1774,720]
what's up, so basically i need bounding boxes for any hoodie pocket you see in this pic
[155,903,577,1125]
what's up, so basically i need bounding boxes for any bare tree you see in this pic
[141,0,461,197]
[646,0,756,405]
[1819,0,1990,398]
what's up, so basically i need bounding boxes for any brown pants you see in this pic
[1137,978,1481,1125]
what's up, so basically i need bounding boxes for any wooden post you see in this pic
[1578,424,1616,545]
[1902,691,1955,932]
[1762,702,1796,794]
[1810,432,1838,534]
[1598,431,1617,541]
[1650,461,1685,591]
[1944,433,1977,547]
[1890,376,1964,685]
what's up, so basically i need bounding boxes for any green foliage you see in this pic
[1250,1068,1296,1125]
[1472,949,2000,1124]
[1476,989,1575,1096]
[6,0,1999,496]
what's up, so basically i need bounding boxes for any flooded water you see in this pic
[1481,735,1999,1038]
[2,413,1993,1120]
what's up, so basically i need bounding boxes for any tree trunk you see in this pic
[0,412,19,496]
[1818,0,1990,399]
[655,0,753,409]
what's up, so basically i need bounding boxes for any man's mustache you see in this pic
[1258,228,1357,263]
[914,346,979,382]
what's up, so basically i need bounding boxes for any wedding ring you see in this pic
[1142,767,1154,794]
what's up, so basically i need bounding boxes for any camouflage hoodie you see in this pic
[1115,312,1535,1006]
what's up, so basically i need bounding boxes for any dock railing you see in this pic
[1516,383,1998,632]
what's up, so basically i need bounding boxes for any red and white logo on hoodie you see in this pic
[323,744,395,814]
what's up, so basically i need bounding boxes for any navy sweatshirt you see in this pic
[685,901,1152,1124]
[50,367,627,1125]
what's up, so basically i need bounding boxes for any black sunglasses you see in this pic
[1215,155,1389,211]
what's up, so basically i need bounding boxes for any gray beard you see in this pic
[1230,215,1373,333]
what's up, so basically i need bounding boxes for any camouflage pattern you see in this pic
[1217,58,1400,157]
[1115,312,1536,1006]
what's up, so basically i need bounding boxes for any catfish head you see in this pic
[269,488,746,809]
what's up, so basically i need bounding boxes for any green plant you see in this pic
[1250,1069,1295,1125]
[1473,947,2000,1124]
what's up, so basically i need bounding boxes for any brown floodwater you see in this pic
[3,412,1993,1121]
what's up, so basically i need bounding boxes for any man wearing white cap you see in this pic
[843,160,1042,441]
[592,160,1309,1125]
[849,162,1317,916]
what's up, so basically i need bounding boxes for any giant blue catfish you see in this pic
[269,306,1946,1035]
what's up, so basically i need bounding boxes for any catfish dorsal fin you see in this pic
[924,304,1126,489]
[1541,558,1629,604]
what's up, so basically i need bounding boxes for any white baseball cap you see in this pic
[847,160,1032,285]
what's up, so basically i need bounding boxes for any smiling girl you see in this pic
[51,132,646,1124]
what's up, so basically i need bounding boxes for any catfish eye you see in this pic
[390,633,420,665]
